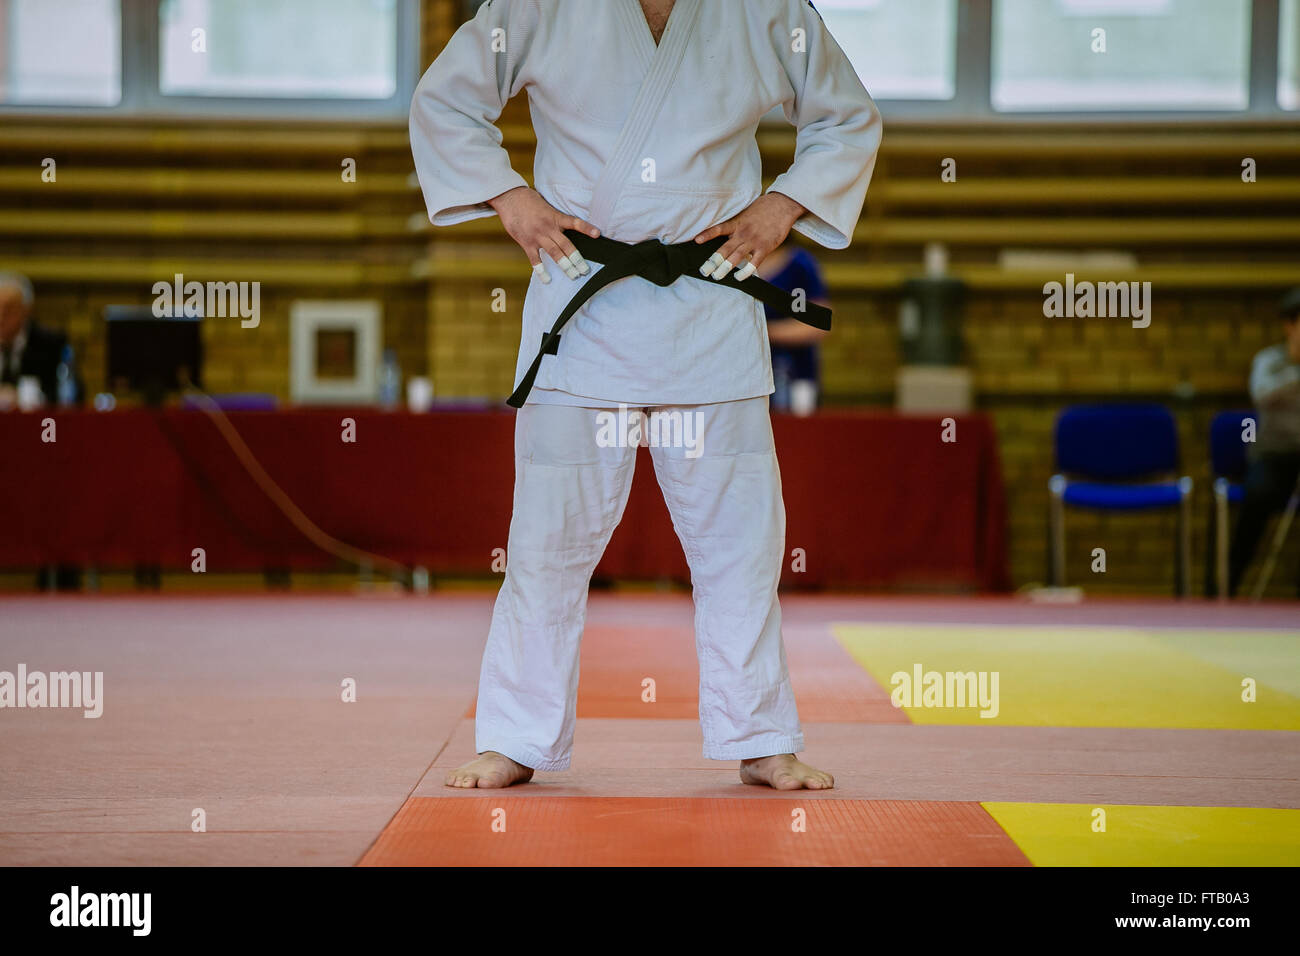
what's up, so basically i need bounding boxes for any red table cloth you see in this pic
[0,408,1009,591]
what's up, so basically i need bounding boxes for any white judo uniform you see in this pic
[410,0,882,769]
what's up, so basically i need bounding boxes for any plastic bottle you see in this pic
[378,349,402,410]
[55,344,77,407]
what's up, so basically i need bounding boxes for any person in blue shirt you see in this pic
[757,244,830,411]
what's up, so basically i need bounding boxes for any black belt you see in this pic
[506,229,833,408]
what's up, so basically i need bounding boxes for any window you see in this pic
[0,0,121,106]
[4,0,1294,119]
[1,0,415,117]
[1282,0,1300,110]
[992,0,1252,111]
[159,0,397,100]
[814,0,959,101]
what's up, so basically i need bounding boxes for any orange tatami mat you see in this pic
[466,623,907,723]
[358,797,1030,866]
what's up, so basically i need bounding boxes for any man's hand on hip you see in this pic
[692,192,806,281]
[488,186,601,284]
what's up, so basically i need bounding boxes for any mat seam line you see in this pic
[351,708,462,866]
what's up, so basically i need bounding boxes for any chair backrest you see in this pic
[1054,403,1179,480]
[1209,409,1255,480]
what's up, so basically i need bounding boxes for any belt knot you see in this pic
[637,239,694,287]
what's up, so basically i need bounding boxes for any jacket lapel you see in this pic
[587,0,702,232]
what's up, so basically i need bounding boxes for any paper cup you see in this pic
[789,379,818,417]
[406,376,434,412]
[17,376,43,411]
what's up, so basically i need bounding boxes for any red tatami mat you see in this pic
[358,796,1029,866]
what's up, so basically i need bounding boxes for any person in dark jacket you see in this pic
[1,272,83,590]
[0,272,80,407]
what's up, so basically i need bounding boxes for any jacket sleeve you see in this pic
[766,0,883,250]
[408,0,539,226]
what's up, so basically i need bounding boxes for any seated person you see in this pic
[0,272,81,408]
[757,244,829,411]
[1228,288,1300,597]
[1,273,83,589]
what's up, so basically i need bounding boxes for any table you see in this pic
[0,408,1009,591]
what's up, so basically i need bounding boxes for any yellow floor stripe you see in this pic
[983,802,1300,866]
[833,624,1300,729]
[1165,630,1300,699]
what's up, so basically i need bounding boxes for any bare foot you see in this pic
[444,751,534,789]
[739,753,834,790]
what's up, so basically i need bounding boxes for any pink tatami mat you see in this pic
[2,592,1294,866]
[0,594,488,865]
[422,717,1299,807]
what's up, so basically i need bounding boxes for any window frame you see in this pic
[0,0,421,121]
[1279,0,1300,109]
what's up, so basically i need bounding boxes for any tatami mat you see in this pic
[984,803,1300,866]
[359,796,1030,866]
[834,623,1300,729]
[3,594,1294,866]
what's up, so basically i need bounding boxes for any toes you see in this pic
[774,772,801,791]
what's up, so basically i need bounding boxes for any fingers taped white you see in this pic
[699,252,724,277]
[555,253,581,279]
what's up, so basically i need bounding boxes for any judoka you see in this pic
[409,0,881,789]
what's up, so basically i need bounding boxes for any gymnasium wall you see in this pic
[2,0,1296,596]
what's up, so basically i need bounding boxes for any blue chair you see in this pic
[1208,410,1255,596]
[1048,404,1193,595]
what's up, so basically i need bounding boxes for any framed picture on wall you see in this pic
[289,300,383,404]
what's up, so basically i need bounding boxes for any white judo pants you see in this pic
[474,396,804,770]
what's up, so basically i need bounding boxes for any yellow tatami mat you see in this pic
[983,803,1300,866]
[833,624,1300,729]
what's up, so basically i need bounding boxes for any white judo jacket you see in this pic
[410,0,882,406]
